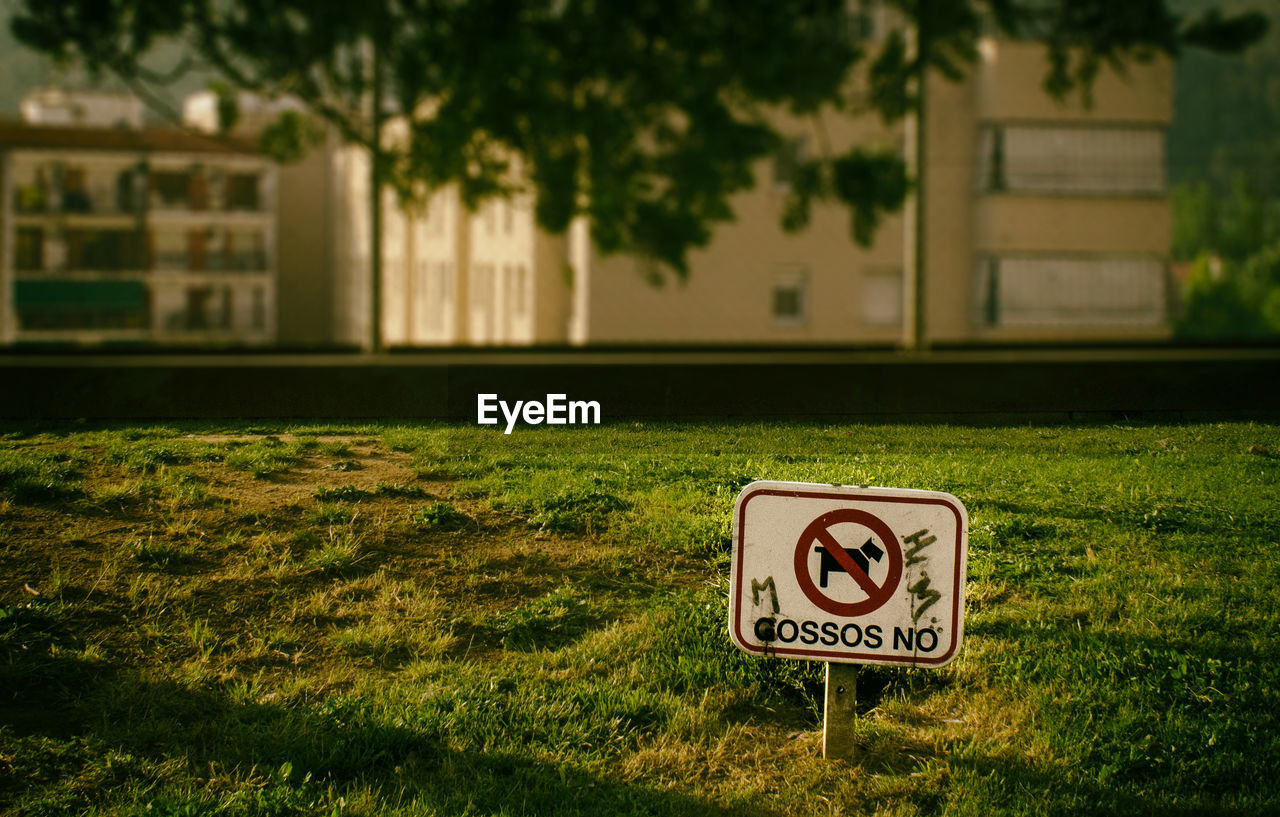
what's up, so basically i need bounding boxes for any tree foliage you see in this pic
[1173,174,1280,263]
[1171,173,1280,340]
[1169,1,1280,196]
[10,0,1268,276]
[1176,245,1280,340]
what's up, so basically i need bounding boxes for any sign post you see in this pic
[728,481,968,760]
[824,662,859,759]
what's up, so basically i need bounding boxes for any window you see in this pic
[16,227,44,272]
[151,171,189,208]
[184,287,212,330]
[978,126,1165,195]
[61,167,91,213]
[152,231,186,271]
[772,266,808,325]
[842,0,881,41]
[435,262,451,304]
[224,229,267,271]
[975,255,1166,327]
[861,267,903,326]
[239,230,268,271]
[251,286,266,330]
[471,264,493,308]
[424,261,450,332]
[13,166,50,213]
[65,229,145,272]
[179,285,233,331]
[116,169,140,213]
[186,230,208,272]
[188,169,209,210]
[226,174,260,210]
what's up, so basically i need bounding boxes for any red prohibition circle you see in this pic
[793,508,903,617]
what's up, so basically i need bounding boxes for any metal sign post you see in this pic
[728,481,968,761]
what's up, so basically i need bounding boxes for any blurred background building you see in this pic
[0,33,1175,349]
[250,35,1170,348]
[0,90,276,346]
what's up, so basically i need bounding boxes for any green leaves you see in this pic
[1180,8,1270,54]
[834,151,912,245]
[781,150,910,247]
[259,110,326,164]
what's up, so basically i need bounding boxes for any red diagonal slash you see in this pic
[794,507,903,618]
[814,527,881,598]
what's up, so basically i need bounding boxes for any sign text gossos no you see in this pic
[728,481,968,667]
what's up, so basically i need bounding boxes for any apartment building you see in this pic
[0,93,277,346]
[226,112,571,348]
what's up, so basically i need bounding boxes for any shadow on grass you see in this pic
[1,624,772,816]
[959,615,1280,808]
[972,497,1277,542]
[944,750,1240,817]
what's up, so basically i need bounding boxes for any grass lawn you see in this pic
[1,421,1278,816]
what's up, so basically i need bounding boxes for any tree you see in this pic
[1169,1,1280,196]
[1176,243,1280,340]
[1173,173,1280,262]
[10,1,1267,278]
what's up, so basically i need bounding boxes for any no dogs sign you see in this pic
[729,481,968,667]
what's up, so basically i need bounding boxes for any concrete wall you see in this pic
[533,231,571,344]
[3,348,1276,423]
[330,144,371,347]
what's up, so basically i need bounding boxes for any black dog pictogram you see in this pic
[814,538,884,589]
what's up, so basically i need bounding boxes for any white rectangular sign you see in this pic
[729,481,968,667]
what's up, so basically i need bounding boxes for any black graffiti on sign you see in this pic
[904,528,937,567]
[908,575,941,622]
[751,576,780,614]
[903,529,942,622]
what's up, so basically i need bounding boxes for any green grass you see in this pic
[224,436,309,477]
[413,501,472,531]
[0,421,1277,815]
[0,448,83,503]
